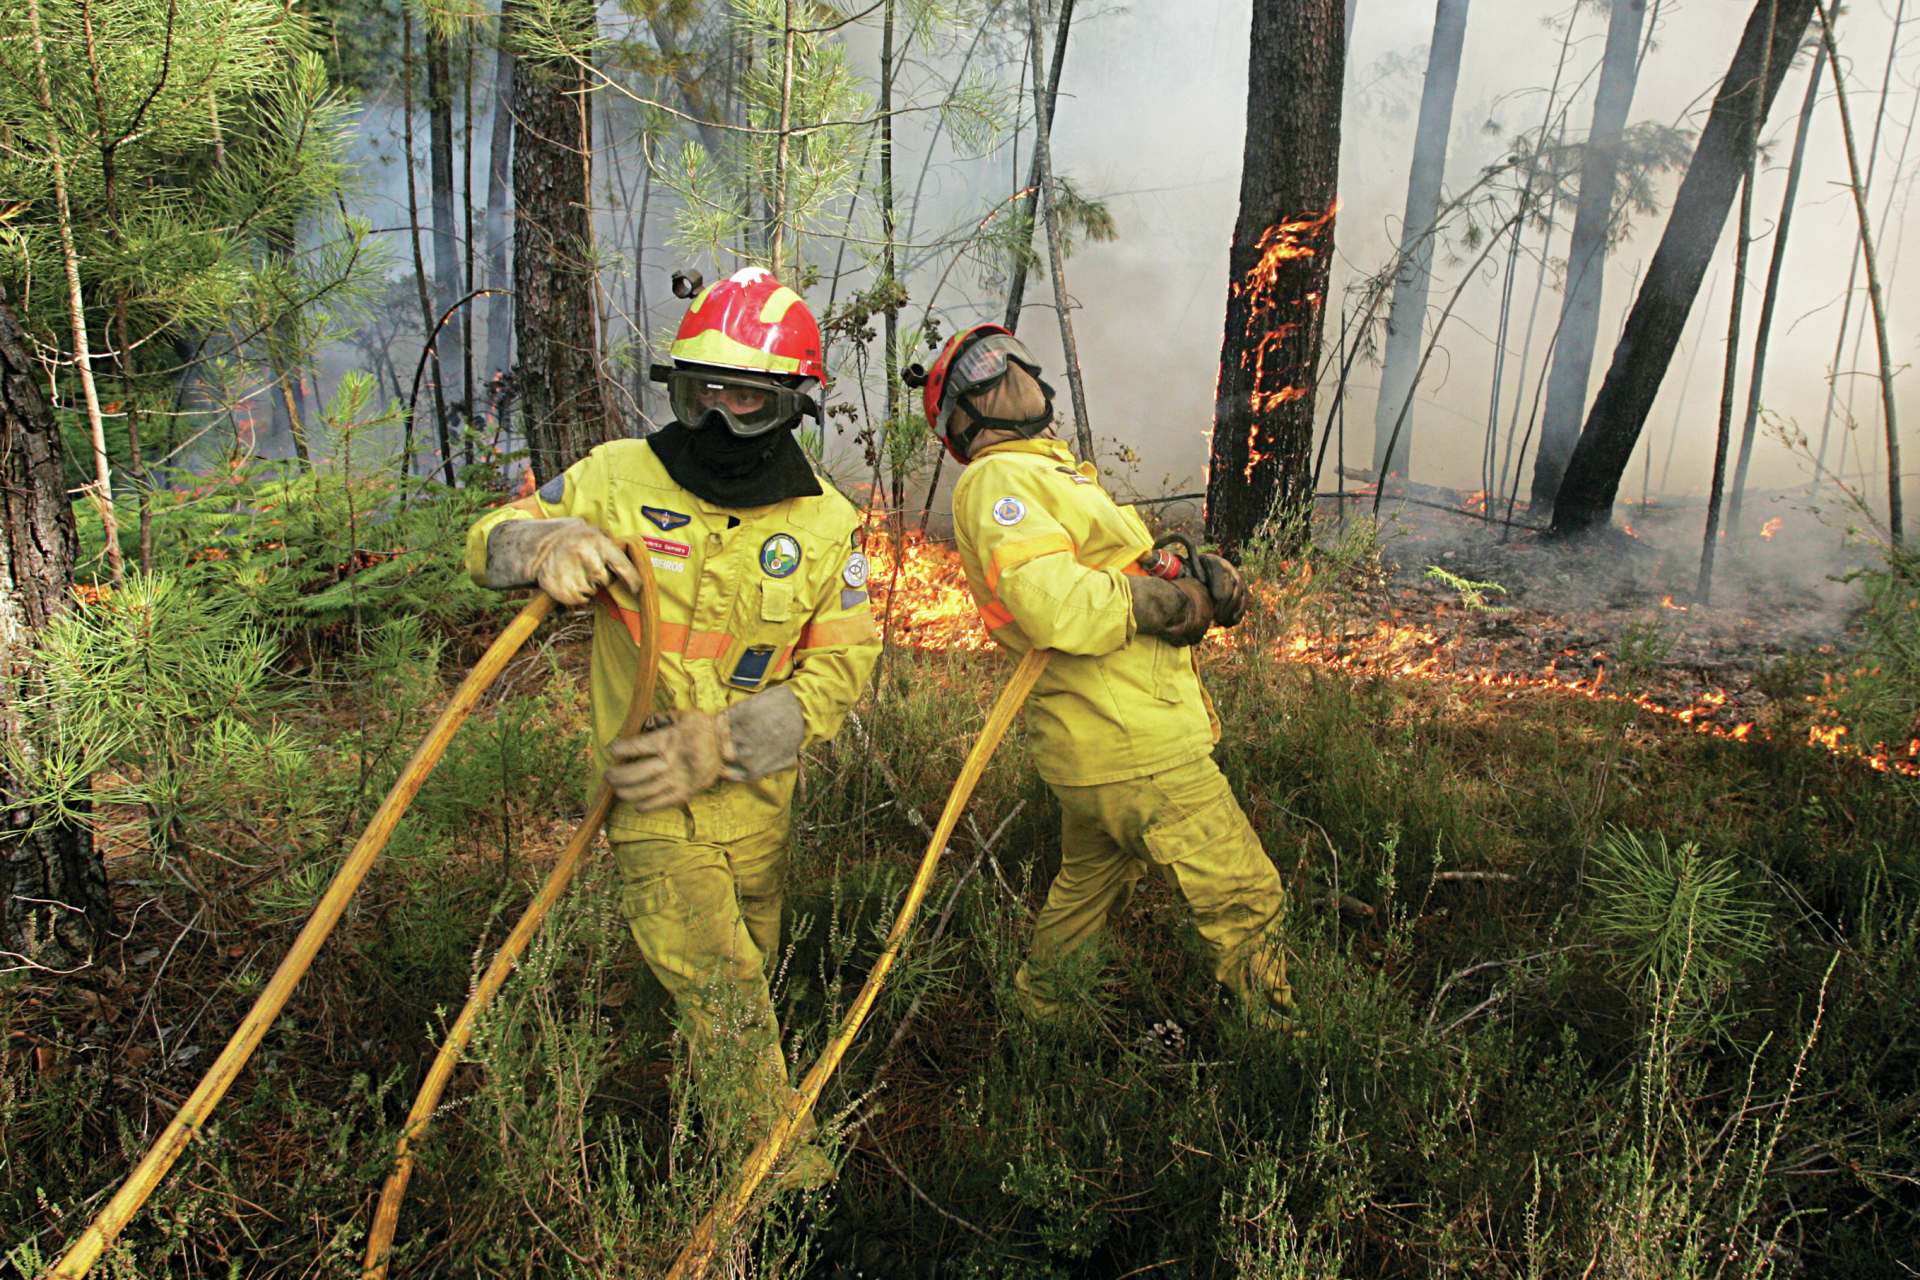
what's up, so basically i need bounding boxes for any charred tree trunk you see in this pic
[1370,0,1469,481]
[1550,0,1816,537]
[484,42,515,422]
[1207,0,1344,554]
[0,294,109,968]
[512,0,610,482]
[428,27,466,450]
[1531,0,1647,516]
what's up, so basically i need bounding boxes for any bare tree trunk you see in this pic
[1370,0,1469,481]
[1531,0,1647,516]
[1819,1,1905,546]
[881,0,900,512]
[1026,0,1094,462]
[1727,39,1825,531]
[1207,0,1344,554]
[429,25,465,435]
[0,294,110,968]
[485,40,515,419]
[1550,0,1816,537]
[402,4,448,480]
[512,0,610,481]
[1003,0,1075,334]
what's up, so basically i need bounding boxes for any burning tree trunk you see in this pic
[1531,0,1647,517]
[0,294,109,968]
[512,0,610,482]
[1550,0,1816,538]
[1369,0,1469,482]
[1207,0,1344,554]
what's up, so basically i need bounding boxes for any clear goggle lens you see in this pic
[666,369,811,437]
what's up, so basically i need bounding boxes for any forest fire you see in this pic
[855,524,1919,777]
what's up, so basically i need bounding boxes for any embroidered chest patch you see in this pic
[760,533,802,578]
[992,496,1026,527]
[643,535,691,558]
[643,505,692,531]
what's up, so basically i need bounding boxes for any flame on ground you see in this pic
[857,523,1918,777]
[1761,516,1785,540]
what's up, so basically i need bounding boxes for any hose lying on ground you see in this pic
[50,593,560,1279]
[665,646,1053,1280]
[362,545,661,1280]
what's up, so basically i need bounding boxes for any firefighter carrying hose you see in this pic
[908,325,1295,1027]
[467,267,880,1186]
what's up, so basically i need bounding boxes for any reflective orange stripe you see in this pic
[798,613,879,649]
[986,532,1075,592]
[979,599,1014,630]
[595,592,731,658]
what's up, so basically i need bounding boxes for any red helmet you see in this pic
[910,324,1052,462]
[656,267,825,436]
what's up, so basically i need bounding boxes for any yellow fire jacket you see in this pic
[951,437,1219,787]
[467,439,881,842]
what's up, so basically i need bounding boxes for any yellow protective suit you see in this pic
[467,438,881,1126]
[950,437,1292,1024]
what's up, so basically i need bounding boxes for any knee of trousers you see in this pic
[611,838,770,995]
[1142,791,1286,945]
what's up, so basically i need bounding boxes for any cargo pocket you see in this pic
[1149,638,1186,704]
[1140,787,1278,937]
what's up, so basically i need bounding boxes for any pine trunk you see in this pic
[428,29,466,426]
[1550,0,1817,536]
[1206,0,1344,553]
[1531,0,1646,516]
[484,43,515,409]
[0,294,109,967]
[512,1,609,482]
[1370,0,1469,481]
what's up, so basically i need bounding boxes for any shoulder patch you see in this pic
[992,496,1027,527]
[538,473,566,504]
[843,551,870,589]
[643,505,692,531]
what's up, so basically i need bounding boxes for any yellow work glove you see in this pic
[484,516,641,606]
[606,686,805,812]
[1196,554,1250,628]
[1128,576,1213,647]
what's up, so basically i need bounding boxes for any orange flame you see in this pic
[1661,596,1688,611]
[1760,517,1784,540]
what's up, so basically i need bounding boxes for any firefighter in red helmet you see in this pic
[468,268,880,1187]
[909,324,1294,1029]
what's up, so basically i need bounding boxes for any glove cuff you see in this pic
[484,516,587,590]
[717,685,806,782]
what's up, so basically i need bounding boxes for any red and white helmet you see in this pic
[908,323,1053,462]
[653,266,825,436]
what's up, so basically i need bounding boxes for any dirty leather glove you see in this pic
[605,686,806,812]
[1195,554,1250,629]
[1128,576,1214,647]
[485,517,641,606]
[606,709,728,811]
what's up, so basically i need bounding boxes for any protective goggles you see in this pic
[654,365,815,437]
[936,333,1043,435]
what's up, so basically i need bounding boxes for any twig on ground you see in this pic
[858,1128,1000,1242]
[1423,945,1591,1040]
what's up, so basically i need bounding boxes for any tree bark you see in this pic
[1550,0,1816,537]
[1026,0,1094,462]
[512,0,610,482]
[0,294,109,968]
[1531,0,1647,516]
[1207,0,1344,554]
[1727,39,1825,532]
[484,42,515,413]
[1003,0,1075,334]
[1370,0,1469,481]
[428,27,466,444]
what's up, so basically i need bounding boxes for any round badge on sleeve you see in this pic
[991,496,1026,527]
[759,533,802,578]
[843,551,871,588]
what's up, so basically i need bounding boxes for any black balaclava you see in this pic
[647,418,823,508]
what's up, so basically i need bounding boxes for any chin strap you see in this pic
[953,376,1057,456]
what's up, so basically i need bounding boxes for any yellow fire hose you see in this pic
[49,592,561,1279]
[665,647,1052,1280]
[362,544,660,1279]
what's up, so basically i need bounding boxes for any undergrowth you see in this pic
[3,511,1918,1277]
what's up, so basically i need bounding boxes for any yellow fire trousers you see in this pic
[610,824,803,1135]
[1015,756,1294,1025]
